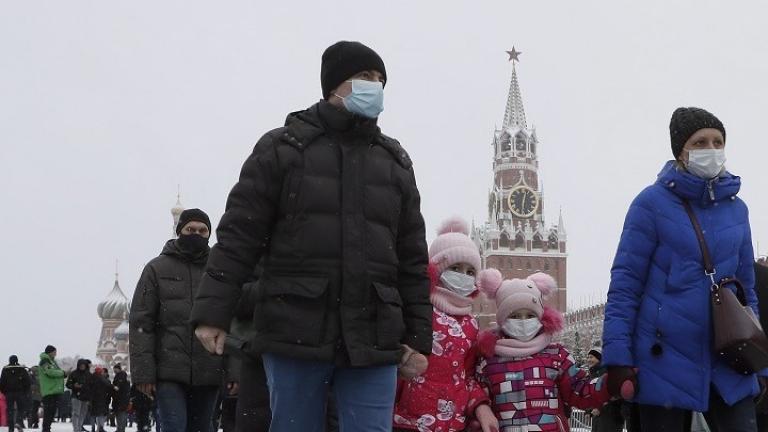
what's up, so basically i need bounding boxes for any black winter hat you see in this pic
[588,347,602,361]
[669,107,726,158]
[176,208,211,235]
[44,345,56,354]
[9,355,18,365]
[321,41,387,99]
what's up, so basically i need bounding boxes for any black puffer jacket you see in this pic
[112,370,130,411]
[89,373,113,417]
[130,240,225,385]
[191,101,432,367]
[65,360,92,401]
[0,363,30,394]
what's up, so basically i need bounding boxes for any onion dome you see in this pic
[114,320,129,340]
[98,278,129,320]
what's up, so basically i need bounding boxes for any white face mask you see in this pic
[439,271,477,297]
[686,149,726,179]
[501,318,543,341]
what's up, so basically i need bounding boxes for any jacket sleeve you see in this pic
[464,343,491,416]
[190,133,284,331]
[41,362,65,379]
[602,191,658,367]
[395,167,432,355]
[129,265,160,384]
[0,369,7,393]
[557,347,610,410]
[737,212,757,315]
[23,370,31,391]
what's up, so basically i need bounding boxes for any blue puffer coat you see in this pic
[603,160,757,412]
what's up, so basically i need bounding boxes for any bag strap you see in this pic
[681,200,715,275]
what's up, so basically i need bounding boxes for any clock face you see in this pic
[507,186,539,218]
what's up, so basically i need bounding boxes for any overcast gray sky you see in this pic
[2,0,766,365]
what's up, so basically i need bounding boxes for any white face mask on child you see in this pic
[439,271,477,297]
[501,318,543,341]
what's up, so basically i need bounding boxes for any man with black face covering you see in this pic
[129,208,224,432]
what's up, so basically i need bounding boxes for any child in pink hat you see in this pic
[474,269,613,432]
[393,217,495,432]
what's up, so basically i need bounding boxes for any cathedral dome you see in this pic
[98,279,129,320]
[114,320,129,340]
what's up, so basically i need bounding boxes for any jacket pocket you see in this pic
[260,275,329,347]
[373,282,406,350]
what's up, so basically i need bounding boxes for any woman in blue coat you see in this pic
[602,107,759,431]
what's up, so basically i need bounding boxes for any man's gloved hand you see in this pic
[606,366,638,400]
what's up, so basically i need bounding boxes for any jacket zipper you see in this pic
[707,180,715,201]
[188,262,194,385]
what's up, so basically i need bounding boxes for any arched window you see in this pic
[515,233,525,250]
[499,233,510,248]
[532,234,544,250]
[548,233,558,250]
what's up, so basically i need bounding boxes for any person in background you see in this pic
[57,389,72,423]
[39,345,66,432]
[586,347,624,432]
[130,384,153,432]
[111,364,130,432]
[66,359,92,432]
[130,208,223,432]
[28,365,42,429]
[89,368,113,432]
[0,355,32,432]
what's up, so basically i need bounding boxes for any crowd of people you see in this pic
[5,40,768,432]
[0,348,153,432]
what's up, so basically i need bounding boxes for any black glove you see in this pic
[606,366,637,399]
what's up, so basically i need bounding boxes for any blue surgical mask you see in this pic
[334,79,384,118]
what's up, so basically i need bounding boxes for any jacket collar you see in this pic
[162,239,209,264]
[283,101,380,149]
[655,160,741,205]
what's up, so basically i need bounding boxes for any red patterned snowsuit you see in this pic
[394,309,489,431]
[478,342,609,432]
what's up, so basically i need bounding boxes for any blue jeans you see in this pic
[156,382,219,432]
[262,353,397,432]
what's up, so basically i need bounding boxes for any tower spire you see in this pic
[502,47,527,129]
[171,188,185,238]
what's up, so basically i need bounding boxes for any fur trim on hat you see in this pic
[541,306,564,334]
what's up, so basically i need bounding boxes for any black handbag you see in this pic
[682,200,768,375]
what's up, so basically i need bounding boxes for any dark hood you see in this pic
[161,239,209,264]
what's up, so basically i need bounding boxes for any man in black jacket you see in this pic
[130,208,224,432]
[111,364,130,432]
[190,41,432,432]
[0,355,31,432]
[65,359,92,432]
